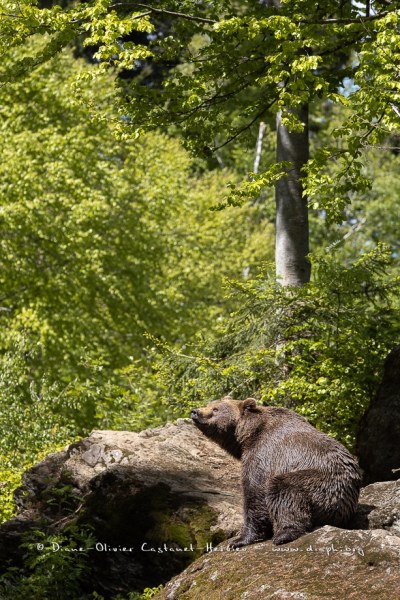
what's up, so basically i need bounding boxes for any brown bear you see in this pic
[191,397,361,547]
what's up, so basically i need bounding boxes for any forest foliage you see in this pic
[0,40,273,516]
[0,0,399,529]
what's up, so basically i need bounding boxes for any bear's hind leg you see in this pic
[266,473,312,546]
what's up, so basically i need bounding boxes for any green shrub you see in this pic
[0,527,95,600]
[153,244,400,449]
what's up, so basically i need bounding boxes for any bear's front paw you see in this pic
[227,532,262,549]
[227,536,249,549]
[272,526,306,546]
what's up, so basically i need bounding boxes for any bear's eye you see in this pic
[212,407,219,413]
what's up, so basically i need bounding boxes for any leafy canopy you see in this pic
[1,0,399,220]
[0,39,272,478]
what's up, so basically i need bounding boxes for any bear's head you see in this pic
[191,397,259,458]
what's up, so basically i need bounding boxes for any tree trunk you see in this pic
[275,106,311,286]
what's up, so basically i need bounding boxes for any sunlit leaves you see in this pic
[214,162,292,209]
[0,41,273,476]
[1,2,398,222]
[156,244,400,448]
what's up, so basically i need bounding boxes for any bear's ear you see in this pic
[242,398,257,413]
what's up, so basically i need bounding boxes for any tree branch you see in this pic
[253,121,266,174]
[213,99,277,151]
[110,2,216,24]
[325,217,367,253]
[301,11,388,25]
[0,12,21,18]
[131,11,152,19]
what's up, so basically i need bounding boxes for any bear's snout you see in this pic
[191,409,199,421]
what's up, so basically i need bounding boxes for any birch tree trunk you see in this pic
[275,106,311,286]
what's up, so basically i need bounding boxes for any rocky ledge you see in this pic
[0,421,399,599]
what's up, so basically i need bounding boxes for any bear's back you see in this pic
[239,405,357,477]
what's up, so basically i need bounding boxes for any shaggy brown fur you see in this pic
[191,397,361,547]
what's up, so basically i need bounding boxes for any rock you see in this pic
[356,345,400,484]
[155,526,400,600]
[0,420,241,597]
[350,480,400,535]
[1,419,400,599]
